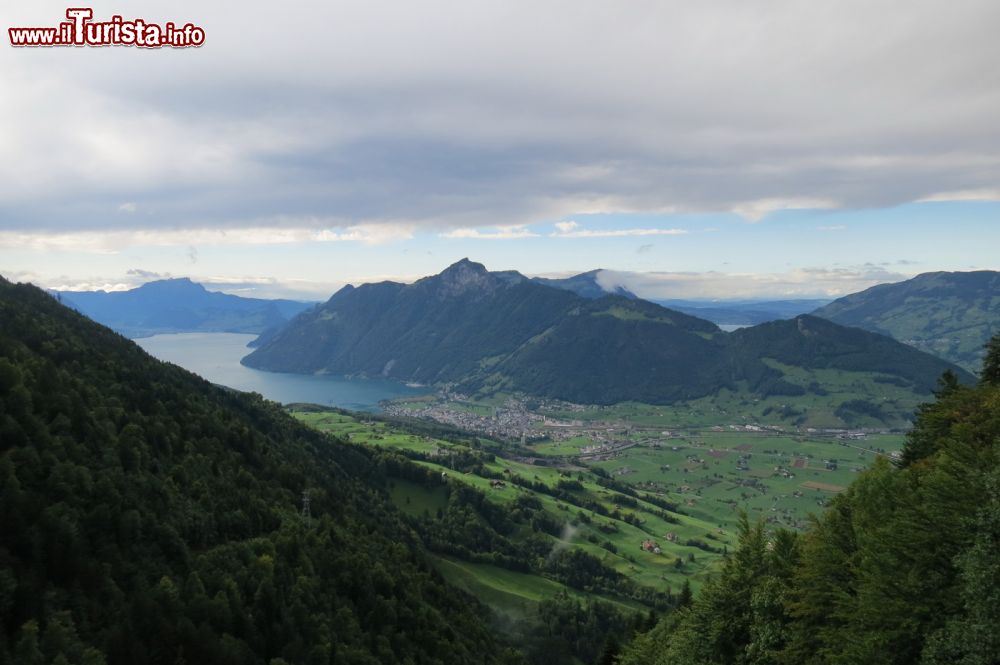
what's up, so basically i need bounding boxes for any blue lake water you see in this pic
[135,332,421,411]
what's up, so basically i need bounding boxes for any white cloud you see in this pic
[440,225,539,240]
[0,223,417,253]
[17,268,435,301]
[313,223,417,244]
[917,188,1000,203]
[52,282,134,292]
[817,225,847,231]
[599,265,911,299]
[126,268,166,279]
[118,202,137,213]
[550,224,688,238]
[731,198,837,222]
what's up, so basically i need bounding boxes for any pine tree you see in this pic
[13,621,44,665]
[677,580,693,608]
[981,333,1000,386]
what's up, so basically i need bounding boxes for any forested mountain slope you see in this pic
[0,277,512,665]
[813,270,1000,372]
[244,260,971,411]
[620,335,1000,665]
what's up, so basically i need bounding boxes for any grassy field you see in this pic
[295,409,730,591]
[389,478,449,518]
[536,362,930,429]
[293,405,906,622]
[582,430,904,531]
[431,556,646,620]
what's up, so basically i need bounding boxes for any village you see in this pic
[385,391,885,443]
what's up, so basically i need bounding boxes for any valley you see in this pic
[290,403,904,622]
[8,3,1000,660]
[2,265,995,664]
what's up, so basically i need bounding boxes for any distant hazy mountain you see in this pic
[654,298,832,327]
[57,278,315,338]
[531,271,824,322]
[532,269,638,299]
[244,259,969,411]
[813,271,1000,372]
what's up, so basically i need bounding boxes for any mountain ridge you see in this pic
[243,260,972,411]
[57,277,315,338]
[812,270,1000,372]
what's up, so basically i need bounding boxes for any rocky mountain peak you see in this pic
[432,259,498,297]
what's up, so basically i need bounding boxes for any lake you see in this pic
[135,332,422,411]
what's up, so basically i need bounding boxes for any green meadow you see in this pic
[293,405,905,621]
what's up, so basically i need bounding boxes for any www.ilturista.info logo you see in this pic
[9,8,205,48]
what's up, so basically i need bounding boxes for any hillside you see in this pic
[0,277,513,664]
[244,260,970,416]
[58,278,314,338]
[813,270,1000,372]
[290,406,701,659]
[730,315,962,394]
[244,260,584,383]
[620,336,1000,665]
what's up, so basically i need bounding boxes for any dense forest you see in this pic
[3,270,998,664]
[356,441,672,663]
[620,337,1000,664]
[0,277,518,664]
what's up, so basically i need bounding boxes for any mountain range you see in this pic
[57,278,314,338]
[4,270,996,663]
[528,270,828,326]
[243,259,970,410]
[812,270,1000,372]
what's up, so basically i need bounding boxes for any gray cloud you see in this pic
[2,0,999,239]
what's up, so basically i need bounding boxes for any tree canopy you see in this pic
[0,278,515,665]
[620,332,1000,665]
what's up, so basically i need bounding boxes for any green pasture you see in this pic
[292,405,906,603]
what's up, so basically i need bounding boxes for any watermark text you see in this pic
[9,8,205,48]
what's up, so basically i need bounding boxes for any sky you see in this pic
[2,0,999,300]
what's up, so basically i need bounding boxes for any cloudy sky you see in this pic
[2,0,999,300]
